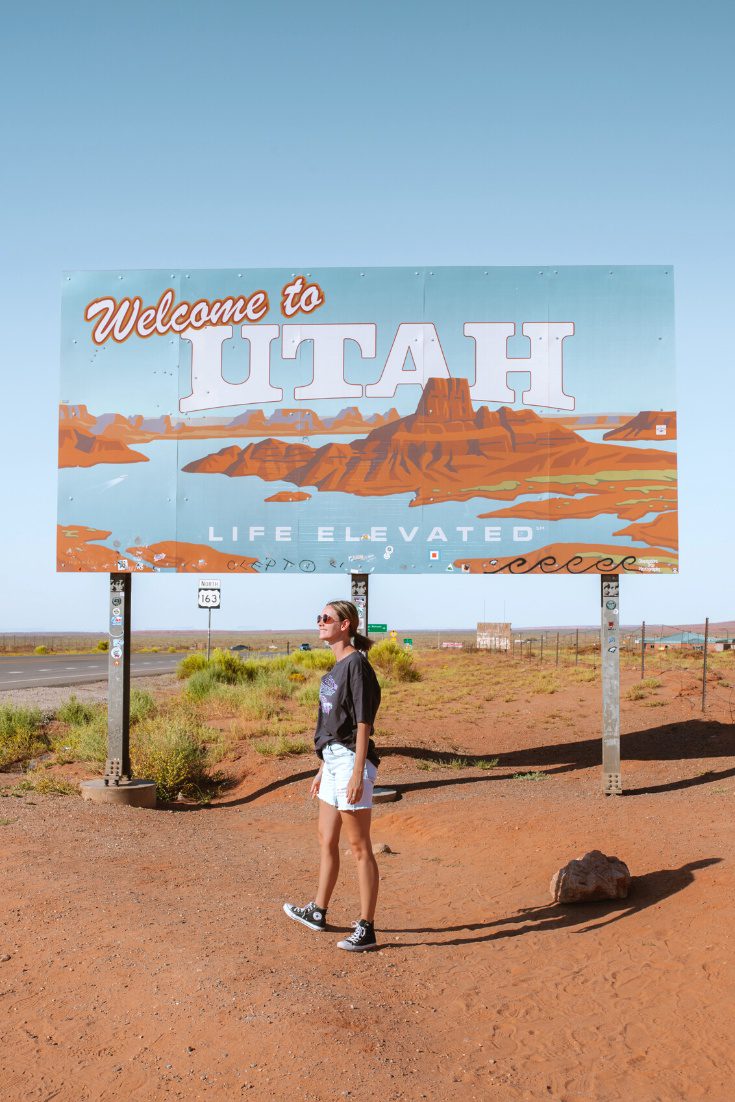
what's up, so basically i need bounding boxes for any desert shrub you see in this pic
[96,639,109,651]
[296,683,321,707]
[131,717,219,800]
[53,706,107,765]
[186,668,219,700]
[0,706,47,769]
[209,648,254,684]
[177,653,209,679]
[130,689,156,724]
[369,640,421,682]
[262,655,297,672]
[34,645,49,655]
[209,682,280,720]
[57,695,98,726]
[291,649,335,671]
[640,677,662,690]
[258,670,296,698]
[2,775,79,797]
[180,649,263,687]
[626,684,647,701]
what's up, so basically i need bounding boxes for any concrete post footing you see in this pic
[373,786,399,804]
[80,779,157,808]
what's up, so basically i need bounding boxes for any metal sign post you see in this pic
[80,573,156,807]
[351,574,369,636]
[601,575,622,795]
[198,579,221,659]
[106,572,132,783]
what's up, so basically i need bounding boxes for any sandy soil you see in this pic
[0,656,733,1102]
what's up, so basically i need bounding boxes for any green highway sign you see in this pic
[403,638,413,646]
[368,623,387,633]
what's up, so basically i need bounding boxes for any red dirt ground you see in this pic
[1,655,733,1102]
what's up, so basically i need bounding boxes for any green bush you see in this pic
[34,645,49,655]
[209,648,254,684]
[53,705,107,765]
[131,717,219,800]
[369,640,421,682]
[291,649,335,671]
[0,706,47,769]
[177,653,209,679]
[186,668,219,700]
[130,690,156,724]
[57,695,99,726]
[96,639,109,652]
[296,683,321,707]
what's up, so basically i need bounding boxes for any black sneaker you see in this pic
[283,901,327,931]
[337,920,378,952]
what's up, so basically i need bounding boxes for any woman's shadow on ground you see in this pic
[372,858,721,948]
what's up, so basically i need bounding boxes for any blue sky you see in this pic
[1,1,732,631]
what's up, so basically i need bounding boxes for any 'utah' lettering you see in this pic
[180,321,575,413]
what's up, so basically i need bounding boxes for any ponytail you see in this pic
[325,599,375,653]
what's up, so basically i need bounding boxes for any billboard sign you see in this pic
[58,267,677,576]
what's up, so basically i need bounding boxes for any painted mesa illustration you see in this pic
[58,265,678,575]
[57,377,678,575]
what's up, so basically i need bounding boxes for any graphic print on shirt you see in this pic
[320,673,338,715]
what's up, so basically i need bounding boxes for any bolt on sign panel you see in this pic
[58,266,677,576]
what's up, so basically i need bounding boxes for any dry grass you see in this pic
[0,775,79,797]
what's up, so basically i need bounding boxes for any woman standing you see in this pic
[284,600,381,952]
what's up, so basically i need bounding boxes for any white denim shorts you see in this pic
[318,742,378,811]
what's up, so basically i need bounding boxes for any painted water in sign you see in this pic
[59,436,652,572]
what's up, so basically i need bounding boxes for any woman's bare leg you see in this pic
[340,808,378,922]
[315,801,342,910]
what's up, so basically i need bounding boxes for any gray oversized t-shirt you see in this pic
[314,651,381,766]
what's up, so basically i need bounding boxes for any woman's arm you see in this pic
[346,722,371,804]
[310,763,323,799]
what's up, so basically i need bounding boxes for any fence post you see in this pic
[540,634,544,663]
[556,632,560,666]
[702,617,709,711]
[575,628,579,666]
[641,621,646,680]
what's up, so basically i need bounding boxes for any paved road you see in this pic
[0,653,182,691]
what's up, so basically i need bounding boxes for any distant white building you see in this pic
[477,622,511,650]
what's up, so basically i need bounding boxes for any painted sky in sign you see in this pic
[62,266,674,419]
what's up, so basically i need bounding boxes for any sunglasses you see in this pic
[316,614,338,624]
